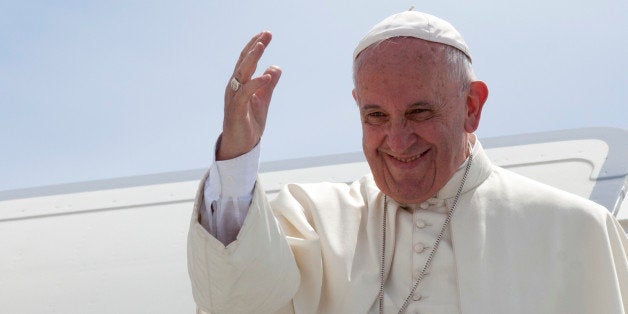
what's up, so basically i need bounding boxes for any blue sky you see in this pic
[1,0,626,191]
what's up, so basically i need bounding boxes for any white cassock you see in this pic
[187,140,628,314]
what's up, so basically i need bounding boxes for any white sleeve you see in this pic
[200,142,260,245]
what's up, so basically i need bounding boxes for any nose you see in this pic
[386,117,417,153]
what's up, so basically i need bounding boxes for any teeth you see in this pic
[390,149,428,163]
[393,154,420,162]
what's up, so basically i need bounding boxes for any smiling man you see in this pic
[187,10,628,314]
[354,36,486,204]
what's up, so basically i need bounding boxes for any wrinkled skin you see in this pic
[352,37,488,204]
[217,31,282,161]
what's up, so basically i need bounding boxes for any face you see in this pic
[352,38,484,204]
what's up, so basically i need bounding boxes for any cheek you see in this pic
[416,111,462,140]
[406,121,439,143]
[361,125,382,150]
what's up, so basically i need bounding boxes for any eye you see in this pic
[363,111,388,125]
[407,108,432,121]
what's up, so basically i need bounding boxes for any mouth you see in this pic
[388,149,430,163]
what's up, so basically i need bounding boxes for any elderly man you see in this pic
[187,10,628,314]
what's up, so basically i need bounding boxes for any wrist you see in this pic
[215,133,258,161]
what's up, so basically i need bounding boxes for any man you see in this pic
[187,10,628,314]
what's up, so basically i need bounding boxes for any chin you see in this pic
[389,192,427,205]
[378,180,431,204]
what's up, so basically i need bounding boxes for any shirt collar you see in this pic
[434,134,492,200]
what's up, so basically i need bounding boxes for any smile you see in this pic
[389,149,430,163]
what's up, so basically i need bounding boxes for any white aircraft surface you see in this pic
[0,127,626,313]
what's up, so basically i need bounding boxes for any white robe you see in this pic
[187,141,628,313]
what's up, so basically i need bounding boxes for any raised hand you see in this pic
[217,31,282,161]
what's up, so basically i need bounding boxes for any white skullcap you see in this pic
[353,10,471,62]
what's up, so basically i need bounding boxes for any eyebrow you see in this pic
[408,101,431,108]
[360,104,382,111]
[359,102,432,111]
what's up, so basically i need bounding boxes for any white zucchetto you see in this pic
[354,10,471,62]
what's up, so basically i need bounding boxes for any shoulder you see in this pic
[267,175,377,239]
[478,165,610,223]
[269,174,377,212]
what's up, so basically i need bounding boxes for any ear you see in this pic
[352,89,358,102]
[464,81,489,133]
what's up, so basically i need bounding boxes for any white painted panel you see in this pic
[485,139,609,199]
[0,199,195,313]
[0,181,198,221]
[617,187,628,233]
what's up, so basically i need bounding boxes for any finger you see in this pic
[234,31,272,73]
[235,32,262,68]
[249,93,269,129]
[231,74,272,110]
[224,43,265,102]
[234,41,266,84]
[254,66,282,104]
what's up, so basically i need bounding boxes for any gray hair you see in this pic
[443,44,475,94]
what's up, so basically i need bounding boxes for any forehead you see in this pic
[354,38,453,97]
[356,37,447,67]
[354,37,449,85]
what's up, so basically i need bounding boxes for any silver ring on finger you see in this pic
[230,77,241,92]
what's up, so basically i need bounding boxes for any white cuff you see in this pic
[202,141,261,245]
[204,142,260,204]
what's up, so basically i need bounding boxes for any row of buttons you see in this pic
[413,207,438,304]
[414,218,431,257]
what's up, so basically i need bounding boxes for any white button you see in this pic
[419,201,430,209]
[415,219,428,229]
[413,293,422,301]
[413,242,429,253]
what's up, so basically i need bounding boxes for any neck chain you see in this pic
[378,152,473,314]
